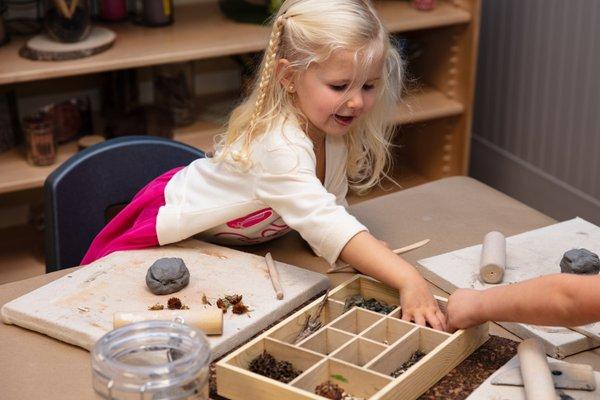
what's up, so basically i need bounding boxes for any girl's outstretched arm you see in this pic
[447,274,600,331]
[339,231,447,331]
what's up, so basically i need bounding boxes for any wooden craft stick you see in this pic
[68,0,80,19]
[265,252,284,300]
[480,231,506,284]
[113,309,223,335]
[392,238,430,254]
[52,0,72,19]
[517,339,559,400]
[327,239,431,273]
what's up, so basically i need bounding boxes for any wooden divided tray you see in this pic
[217,275,489,400]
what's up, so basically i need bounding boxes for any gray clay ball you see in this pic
[146,257,190,295]
[560,248,600,275]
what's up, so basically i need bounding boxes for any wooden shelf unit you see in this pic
[0,0,480,279]
[0,1,471,85]
[0,84,462,195]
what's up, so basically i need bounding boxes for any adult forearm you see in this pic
[477,274,600,326]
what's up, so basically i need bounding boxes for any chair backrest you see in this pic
[44,136,205,272]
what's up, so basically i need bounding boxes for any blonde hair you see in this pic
[216,0,404,192]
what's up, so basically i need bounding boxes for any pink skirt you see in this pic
[80,167,184,265]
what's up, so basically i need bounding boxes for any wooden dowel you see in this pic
[265,252,284,300]
[480,231,506,284]
[517,339,558,400]
[327,239,431,273]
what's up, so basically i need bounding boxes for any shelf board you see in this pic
[0,86,461,194]
[396,86,464,124]
[0,1,471,85]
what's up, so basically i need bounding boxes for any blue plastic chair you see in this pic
[44,136,205,272]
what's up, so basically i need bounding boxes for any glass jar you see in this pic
[22,112,56,166]
[44,0,92,43]
[141,0,173,27]
[91,320,211,400]
[153,63,196,127]
[0,3,9,47]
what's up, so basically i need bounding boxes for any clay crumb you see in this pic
[148,303,164,311]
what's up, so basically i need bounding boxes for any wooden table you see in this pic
[2,177,599,399]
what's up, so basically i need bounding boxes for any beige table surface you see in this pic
[1,176,599,399]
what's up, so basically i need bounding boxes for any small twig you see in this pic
[293,288,330,344]
[327,239,431,273]
[265,252,284,300]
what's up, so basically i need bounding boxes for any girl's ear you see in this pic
[276,58,296,93]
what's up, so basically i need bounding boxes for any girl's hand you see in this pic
[399,275,447,332]
[447,288,483,331]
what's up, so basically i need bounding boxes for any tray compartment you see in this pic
[298,327,355,355]
[330,308,384,335]
[291,358,392,399]
[330,276,399,314]
[330,337,387,367]
[224,337,324,379]
[366,328,448,376]
[362,317,416,345]
[268,299,345,344]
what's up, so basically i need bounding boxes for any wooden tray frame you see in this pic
[217,275,488,400]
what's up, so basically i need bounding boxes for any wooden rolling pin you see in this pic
[517,339,559,400]
[480,231,506,284]
[113,309,223,335]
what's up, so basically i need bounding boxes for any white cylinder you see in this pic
[113,309,223,335]
[480,231,506,284]
[517,339,558,400]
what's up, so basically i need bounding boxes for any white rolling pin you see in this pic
[480,231,506,284]
[114,309,223,335]
[517,339,559,400]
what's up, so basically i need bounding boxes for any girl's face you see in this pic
[292,50,383,141]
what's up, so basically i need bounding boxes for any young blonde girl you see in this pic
[82,0,446,330]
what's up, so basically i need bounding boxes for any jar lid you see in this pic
[91,320,211,398]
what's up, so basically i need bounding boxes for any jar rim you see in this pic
[91,320,211,392]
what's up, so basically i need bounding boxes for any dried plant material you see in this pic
[294,289,330,344]
[315,381,363,400]
[167,297,188,310]
[148,303,164,311]
[216,293,247,314]
[344,294,395,315]
[201,293,212,306]
[391,350,426,378]
[216,298,228,313]
[225,294,242,305]
[77,306,90,312]
[330,374,348,383]
[248,350,301,383]
[232,301,250,315]
[315,381,344,399]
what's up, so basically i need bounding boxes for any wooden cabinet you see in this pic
[0,0,480,278]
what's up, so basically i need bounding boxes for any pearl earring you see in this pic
[288,84,295,93]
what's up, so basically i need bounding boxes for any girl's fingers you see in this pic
[436,309,448,332]
[414,313,426,327]
[426,310,444,331]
